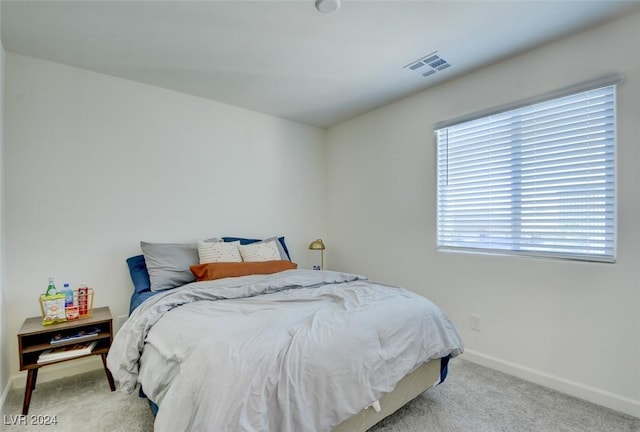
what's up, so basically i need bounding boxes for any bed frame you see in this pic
[334,358,445,431]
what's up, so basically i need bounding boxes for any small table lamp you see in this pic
[308,239,326,270]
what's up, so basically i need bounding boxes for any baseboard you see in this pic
[461,349,640,419]
[10,356,102,390]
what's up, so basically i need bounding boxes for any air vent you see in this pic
[404,52,451,78]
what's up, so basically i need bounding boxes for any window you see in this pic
[436,79,618,262]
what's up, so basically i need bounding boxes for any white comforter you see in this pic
[107,269,463,432]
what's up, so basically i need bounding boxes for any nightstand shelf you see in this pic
[16,306,116,415]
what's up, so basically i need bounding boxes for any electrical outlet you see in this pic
[470,313,481,332]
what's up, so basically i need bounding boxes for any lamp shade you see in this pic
[308,239,326,250]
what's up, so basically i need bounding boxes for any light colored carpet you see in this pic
[2,358,638,431]
[370,359,640,432]
[2,370,154,432]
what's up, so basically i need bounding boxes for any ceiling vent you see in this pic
[405,52,451,78]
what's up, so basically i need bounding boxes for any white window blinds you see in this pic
[436,83,617,262]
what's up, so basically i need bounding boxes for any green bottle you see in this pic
[45,277,57,296]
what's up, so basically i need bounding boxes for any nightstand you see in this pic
[16,306,116,415]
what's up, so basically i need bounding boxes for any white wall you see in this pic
[326,12,640,417]
[3,53,327,384]
[0,3,8,406]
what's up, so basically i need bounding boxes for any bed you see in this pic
[106,238,464,432]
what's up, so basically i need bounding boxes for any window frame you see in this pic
[434,75,622,263]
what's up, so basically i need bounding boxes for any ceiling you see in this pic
[2,0,639,128]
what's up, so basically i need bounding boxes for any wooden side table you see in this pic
[16,306,116,415]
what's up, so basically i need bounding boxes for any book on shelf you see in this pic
[37,340,98,363]
[50,327,101,344]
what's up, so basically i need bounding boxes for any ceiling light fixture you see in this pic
[315,0,341,14]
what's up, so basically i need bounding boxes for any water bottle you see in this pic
[45,277,57,296]
[62,282,74,307]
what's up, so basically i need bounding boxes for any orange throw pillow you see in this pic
[190,260,297,281]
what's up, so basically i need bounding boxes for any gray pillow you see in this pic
[273,238,290,261]
[140,241,200,291]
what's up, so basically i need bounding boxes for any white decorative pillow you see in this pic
[238,239,281,262]
[198,241,242,264]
